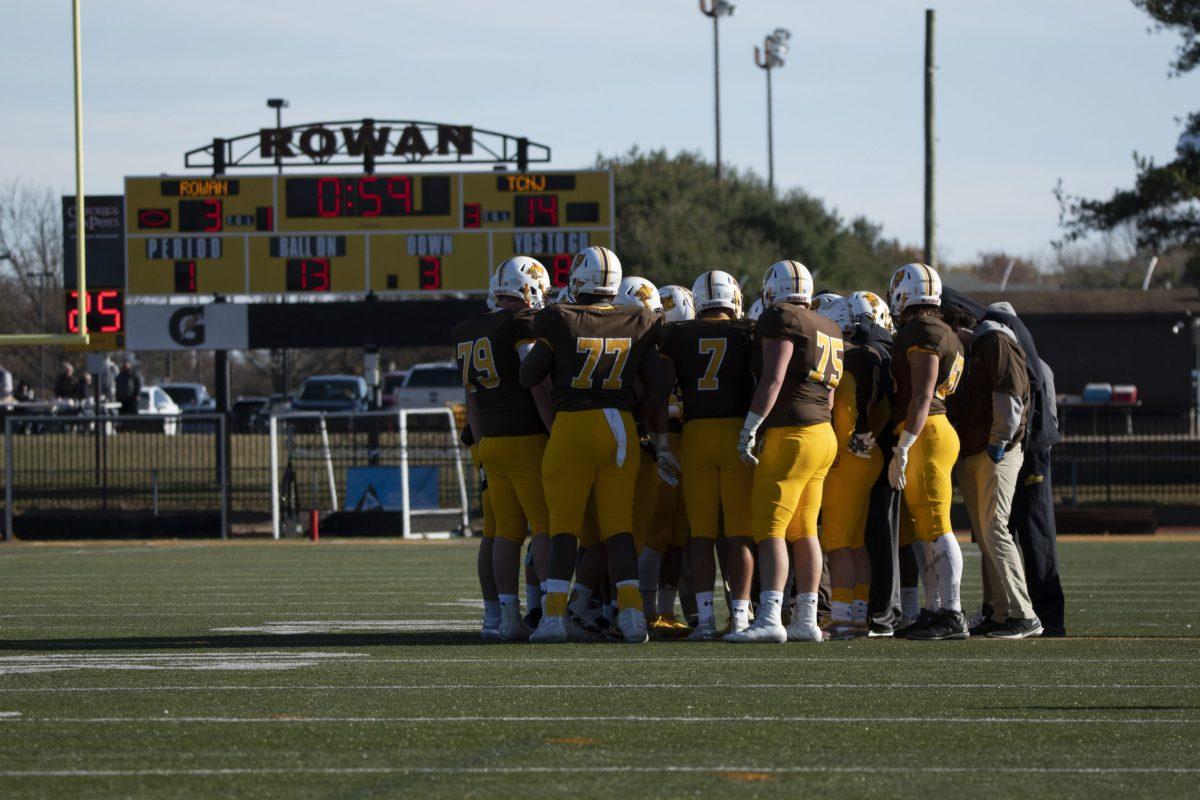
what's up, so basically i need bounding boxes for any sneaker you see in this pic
[968,616,1007,637]
[786,617,826,643]
[687,619,718,641]
[866,622,894,638]
[566,610,603,642]
[529,614,568,643]
[906,609,969,641]
[650,614,692,639]
[724,617,787,644]
[617,608,649,643]
[499,605,531,641]
[895,608,937,639]
[967,610,989,631]
[987,617,1044,640]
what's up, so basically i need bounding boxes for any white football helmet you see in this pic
[888,263,942,316]
[814,293,854,334]
[615,276,663,312]
[658,285,696,323]
[762,260,813,307]
[747,297,764,322]
[848,290,894,332]
[491,256,548,309]
[568,245,622,299]
[691,270,743,317]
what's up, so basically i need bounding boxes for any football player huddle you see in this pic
[454,246,1045,644]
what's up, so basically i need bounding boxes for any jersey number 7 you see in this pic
[571,336,632,390]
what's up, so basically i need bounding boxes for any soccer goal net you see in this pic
[268,407,470,540]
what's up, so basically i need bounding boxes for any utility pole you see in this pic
[699,0,736,182]
[924,9,936,268]
[267,98,291,394]
[755,29,791,194]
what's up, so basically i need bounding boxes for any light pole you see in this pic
[754,28,790,194]
[25,268,54,394]
[699,0,735,182]
[267,98,289,175]
[267,98,291,394]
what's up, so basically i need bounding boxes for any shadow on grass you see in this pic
[0,631,497,651]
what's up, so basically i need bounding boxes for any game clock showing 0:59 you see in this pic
[123,170,612,296]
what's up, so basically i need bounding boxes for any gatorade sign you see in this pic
[125,304,249,351]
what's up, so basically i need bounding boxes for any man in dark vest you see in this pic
[942,289,1066,637]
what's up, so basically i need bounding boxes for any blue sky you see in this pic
[2,0,1196,265]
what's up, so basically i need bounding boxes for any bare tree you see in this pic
[0,180,65,395]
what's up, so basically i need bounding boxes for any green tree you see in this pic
[1056,1,1200,285]
[597,147,916,297]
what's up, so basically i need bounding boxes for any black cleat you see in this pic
[906,609,970,641]
[987,617,1044,640]
[523,606,543,631]
[968,616,1007,637]
[896,608,938,639]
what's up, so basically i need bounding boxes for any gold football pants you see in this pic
[750,422,838,542]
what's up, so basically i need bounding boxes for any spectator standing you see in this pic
[0,362,13,400]
[15,381,35,402]
[54,362,77,400]
[115,359,143,417]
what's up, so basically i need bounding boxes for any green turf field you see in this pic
[0,538,1197,798]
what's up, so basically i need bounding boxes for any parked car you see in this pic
[391,361,464,410]
[292,376,370,414]
[379,370,410,408]
[231,396,268,433]
[162,383,216,412]
[163,383,217,432]
[137,385,181,435]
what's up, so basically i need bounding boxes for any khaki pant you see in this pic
[957,447,1036,622]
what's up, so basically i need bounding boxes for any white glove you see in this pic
[737,412,765,467]
[848,431,876,459]
[653,434,681,487]
[888,431,918,491]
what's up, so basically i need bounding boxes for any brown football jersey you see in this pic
[528,303,662,413]
[451,307,544,437]
[754,303,845,428]
[890,314,965,426]
[660,317,754,421]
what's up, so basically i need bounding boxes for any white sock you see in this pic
[901,588,920,622]
[658,587,677,616]
[914,541,941,611]
[831,601,852,624]
[852,599,868,625]
[759,590,784,626]
[525,584,540,612]
[498,594,518,607]
[483,599,501,627]
[794,592,818,627]
[732,599,751,627]
[696,591,715,624]
[568,585,593,618]
[932,533,964,612]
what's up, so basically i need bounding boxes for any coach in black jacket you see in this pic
[942,289,1066,636]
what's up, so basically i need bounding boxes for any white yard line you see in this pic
[3,715,1195,724]
[0,682,1195,692]
[1,765,1199,777]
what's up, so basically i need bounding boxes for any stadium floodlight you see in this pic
[699,0,736,181]
[755,27,792,193]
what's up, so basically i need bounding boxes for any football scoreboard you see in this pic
[124,170,613,297]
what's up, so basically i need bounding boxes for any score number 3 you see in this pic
[571,337,631,390]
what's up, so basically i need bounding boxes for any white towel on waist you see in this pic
[601,408,627,467]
